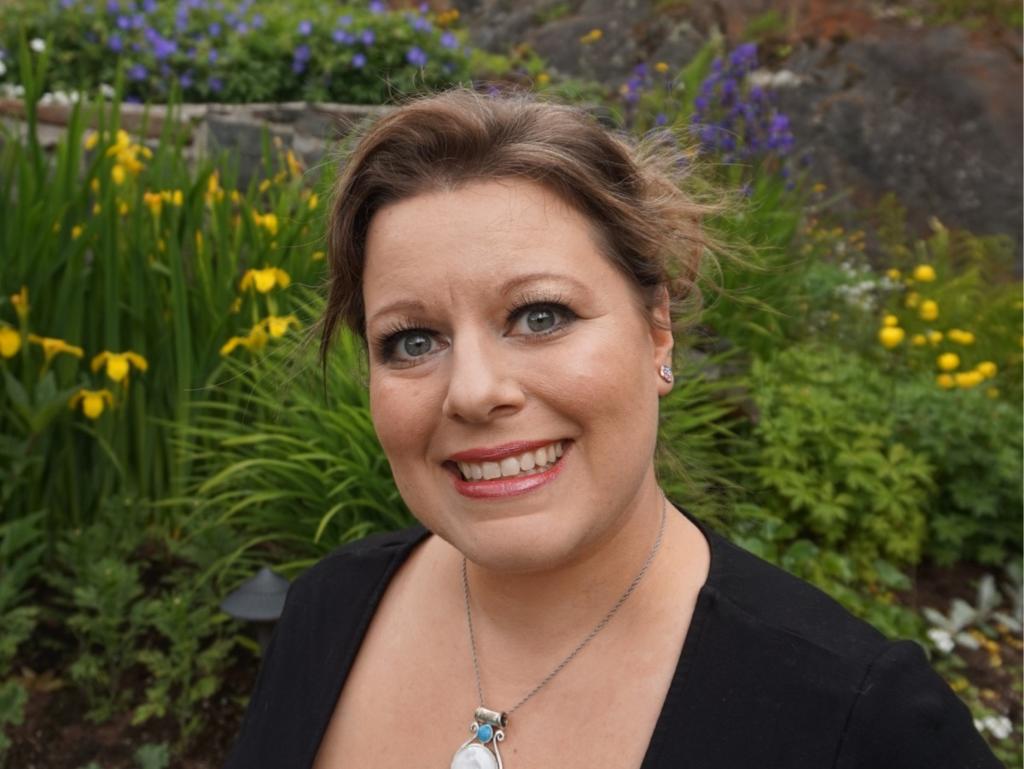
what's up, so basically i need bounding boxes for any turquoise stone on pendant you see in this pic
[476,724,493,743]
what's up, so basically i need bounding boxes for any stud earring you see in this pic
[659,364,674,384]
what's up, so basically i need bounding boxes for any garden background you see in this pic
[0,0,1021,766]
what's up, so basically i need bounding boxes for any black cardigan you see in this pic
[224,507,1001,768]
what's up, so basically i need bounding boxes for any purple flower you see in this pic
[208,21,221,35]
[369,0,385,13]
[440,31,457,49]
[208,76,222,92]
[298,19,312,35]
[106,0,119,12]
[405,45,427,67]
[116,14,131,28]
[655,112,668,126]
[412,15,431,31]
[361,29,375,45]
[128,63,147,80]
[108,33,123,52]
[60,0,76,8]
[180,71,193,88]
[292,43,311,73]
[142,0,156,12]
[337,14,352,26]
[208,48,218,63]
[251,13,265,28]
[419,1,428,12]
[352,52,366,68]
[333,29,354,44]
[236,22,248,33]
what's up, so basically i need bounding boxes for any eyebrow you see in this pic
[366,271,591,328]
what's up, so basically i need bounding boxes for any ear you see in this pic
[649,286,675,397]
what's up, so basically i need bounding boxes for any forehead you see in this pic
[362,179,616,316]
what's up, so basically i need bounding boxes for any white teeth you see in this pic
[454,441,566,481]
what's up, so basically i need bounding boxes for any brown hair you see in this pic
[321,86,725,364]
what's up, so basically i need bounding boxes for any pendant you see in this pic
[450,707,506,769]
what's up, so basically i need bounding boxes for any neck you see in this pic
[451,477,676,688]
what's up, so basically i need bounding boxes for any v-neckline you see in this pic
[306,504,721,769]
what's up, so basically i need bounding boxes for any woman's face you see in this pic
[362,178,674,573]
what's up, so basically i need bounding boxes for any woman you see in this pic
[225,89,999,769]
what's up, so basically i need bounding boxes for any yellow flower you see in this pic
[206,171,225,205]
[913,264,936,282]
[878,327,905,349]
[252,212,280,236]
[195,231,204,254]
[229,297,242,314]
[947,329,975,345]
[937,352,960,371]
[308,192,319,211]
[91,350,149,383]
[976,361,997,378]
[936,373,955,389]
[92,203,102,215]
[883,314,899,327]
[83,131,100,150]
[240,267,291,293]
[311,250,325,261]
[918,300,938,321]
[72,225,83,239]
[28,334,84,363]
[536,72,550,86]
[0,326,22,358]
[654,61,669,74]
[159,189,183,207]
[143,191,163,215]
[69,388,115,419]
[118,201,130,216]
[812,182,827,195]
[927,330,943,345]
[230,190,242,205]
[911,334,927,346]
[258,179,271,193]
[286,150,303,178]
[260,314,300,338]
[886,268,902,280]
[954,371,983,389]
[220,324,268,356]
[10,286,29,322]
[111,164,126,185]
[986,387,1000,399]
[579,28,603,44]
[904,292,920,309]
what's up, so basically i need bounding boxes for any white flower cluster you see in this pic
[748,68,804,89]
[926,627,956,653]
[831,259,902,312]
[973,714,1013,741]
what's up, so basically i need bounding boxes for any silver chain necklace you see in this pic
[450,496,668,769]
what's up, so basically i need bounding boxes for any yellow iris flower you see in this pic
[91,350,149,383]
[976,361,997,378]
[918,300,938,321]
[0,326,22,358]
[262,314,300,338]
[240,267,291,293]
[220,324,269,356]
[937,353,960,372]
[28,334,84,363]
[11,285,29,321]
[954,371,983,389]
[69,388,115,419]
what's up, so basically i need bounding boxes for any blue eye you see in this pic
[511,303,575,336]
[396,331,434,359]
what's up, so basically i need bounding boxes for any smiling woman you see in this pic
[224,88,1000,769]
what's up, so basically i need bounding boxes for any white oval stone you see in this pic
[451,744,499,769]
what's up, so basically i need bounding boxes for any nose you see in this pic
[441,332,525,423]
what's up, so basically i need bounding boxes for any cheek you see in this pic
[369,375,438,462]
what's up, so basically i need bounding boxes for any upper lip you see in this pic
[448,439,563,463]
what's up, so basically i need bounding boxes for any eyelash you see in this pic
[373,293,576,366]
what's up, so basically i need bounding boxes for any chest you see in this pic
[311,593,690,769]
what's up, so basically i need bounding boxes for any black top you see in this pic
[224,507,1001,768]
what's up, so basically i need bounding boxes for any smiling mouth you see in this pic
[447,440,566,481]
